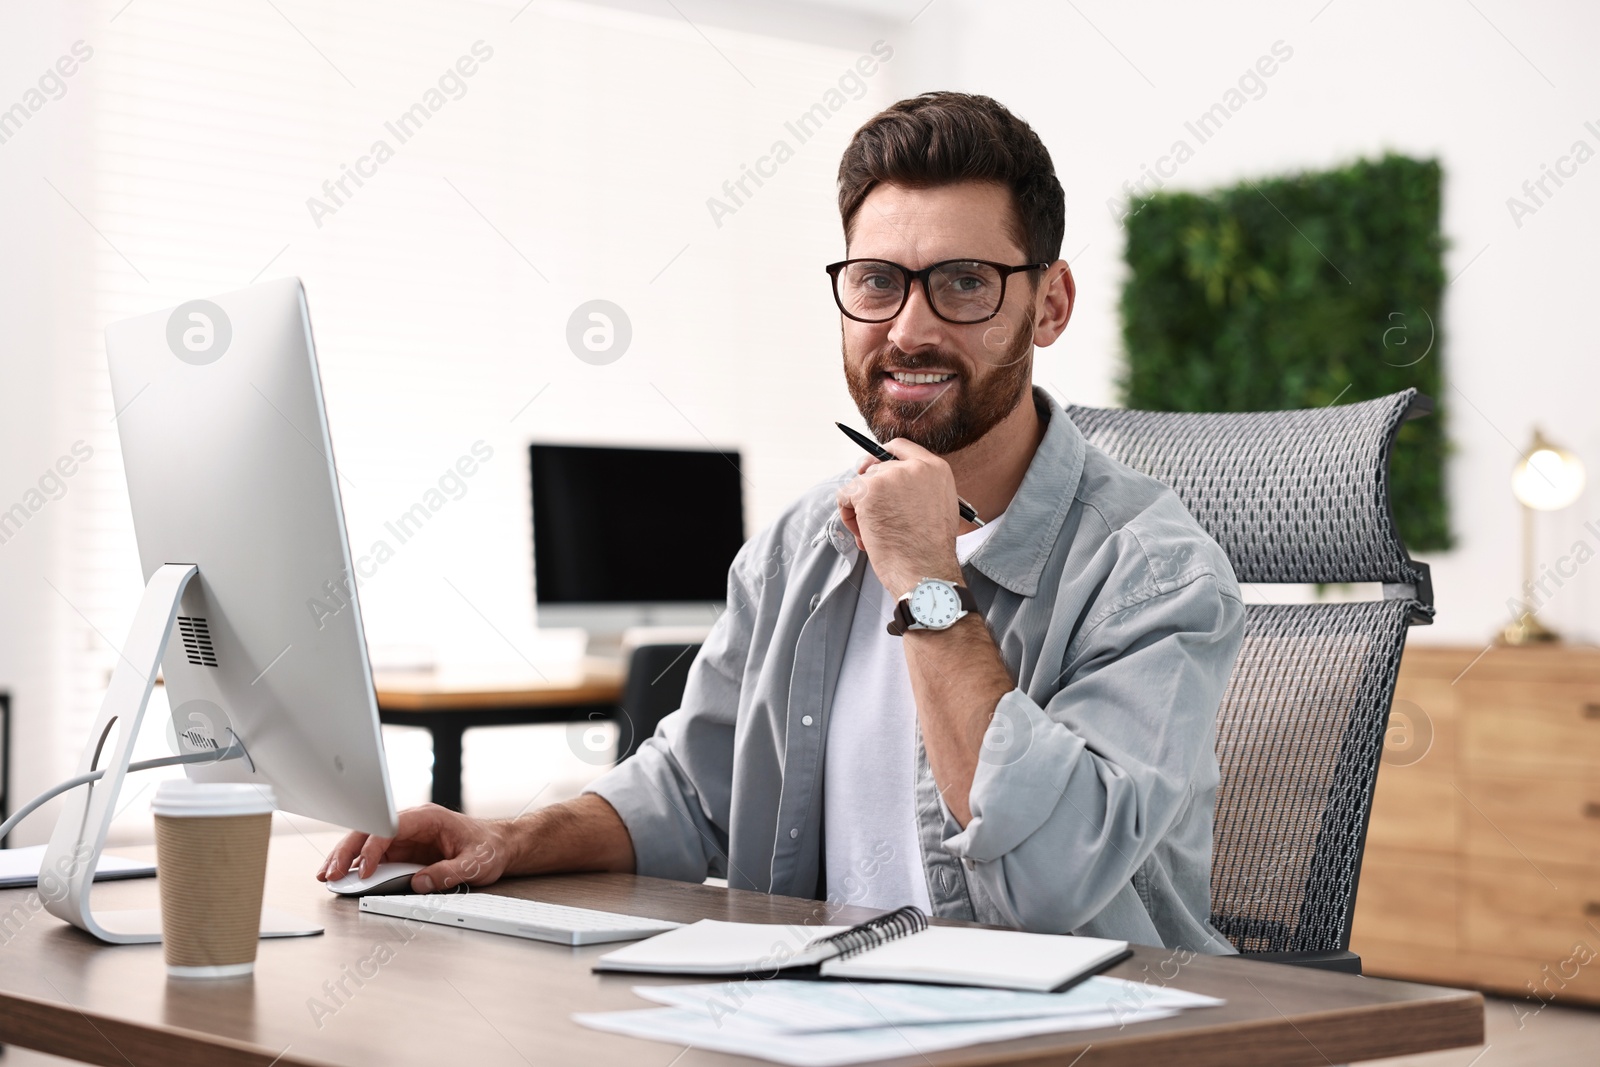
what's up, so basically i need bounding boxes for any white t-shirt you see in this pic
[822,520,1001,911]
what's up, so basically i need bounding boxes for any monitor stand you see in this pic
[41,563,322,944]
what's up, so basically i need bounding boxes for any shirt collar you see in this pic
[821,386,1087,598]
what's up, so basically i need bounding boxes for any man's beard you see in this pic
[843,322,1033,455]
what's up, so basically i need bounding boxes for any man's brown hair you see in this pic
[837,91,1065,265]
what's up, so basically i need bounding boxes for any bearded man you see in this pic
[322,92,1245,953]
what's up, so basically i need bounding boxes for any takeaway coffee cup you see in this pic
[152,780,275,978]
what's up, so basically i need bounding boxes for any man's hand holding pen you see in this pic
[836,438,965,597]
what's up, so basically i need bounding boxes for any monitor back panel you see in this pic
[104,277,396,835]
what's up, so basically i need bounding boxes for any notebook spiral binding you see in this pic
[813,905,928,961]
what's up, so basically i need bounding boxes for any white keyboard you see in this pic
[359,892,683,946]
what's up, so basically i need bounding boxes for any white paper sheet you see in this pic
[633,975,1223,1032]
[575,976,1224,1066]
[574,1004,1180,1067]
[0,845,156,890]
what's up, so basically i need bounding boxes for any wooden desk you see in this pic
[374,662,624,811]
[0,834,1483,1066]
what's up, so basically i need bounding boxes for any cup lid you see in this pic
[152,780,276,817]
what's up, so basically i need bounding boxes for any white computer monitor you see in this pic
[40,277,396,943]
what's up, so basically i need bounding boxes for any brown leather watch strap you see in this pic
[887,581,978,636]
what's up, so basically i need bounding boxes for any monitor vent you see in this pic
[177,616,218,667]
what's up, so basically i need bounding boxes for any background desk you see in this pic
[0,833,1482,1066]
[374,662,624,811]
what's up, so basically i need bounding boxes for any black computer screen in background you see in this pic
[530,443,745,605]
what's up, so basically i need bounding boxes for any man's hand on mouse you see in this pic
[319,804,509,893]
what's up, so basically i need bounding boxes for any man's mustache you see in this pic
[865,348,966,376]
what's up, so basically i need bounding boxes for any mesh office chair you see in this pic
[1066,389,1435,972]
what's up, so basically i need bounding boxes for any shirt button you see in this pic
[789,828,799,839]
[802,715,813,726]
[809,594,821,612]
[965,858,976,870]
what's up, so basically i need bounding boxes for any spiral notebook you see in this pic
[594,906,1132,993]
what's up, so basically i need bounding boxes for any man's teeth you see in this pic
[890,372,955,384]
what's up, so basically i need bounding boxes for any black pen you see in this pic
[836,422,985,527]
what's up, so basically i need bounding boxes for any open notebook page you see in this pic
[821,926,1130,992]
[594,920,850,974]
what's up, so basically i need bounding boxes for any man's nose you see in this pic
[887,279,945,353]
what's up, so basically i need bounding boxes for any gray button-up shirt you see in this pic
[588,387,1245,952]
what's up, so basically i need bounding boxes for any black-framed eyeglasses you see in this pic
[825,258,1050,324]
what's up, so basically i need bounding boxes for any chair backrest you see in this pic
[616,643,701,763]
[1066,389,1433,954]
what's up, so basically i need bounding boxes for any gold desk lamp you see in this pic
[1502,428,1586,645]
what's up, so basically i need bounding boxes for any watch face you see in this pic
[909,580,963,629]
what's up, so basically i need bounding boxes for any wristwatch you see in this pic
[887,577,978,636]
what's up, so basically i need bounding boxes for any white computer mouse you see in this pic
[326,861,426,896]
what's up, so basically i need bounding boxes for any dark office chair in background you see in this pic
[1067,389,1435,972]
[615,643,702,763]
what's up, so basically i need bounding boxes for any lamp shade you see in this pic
[1511,430,1585,511]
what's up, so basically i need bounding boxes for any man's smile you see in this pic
[881,368,960,401]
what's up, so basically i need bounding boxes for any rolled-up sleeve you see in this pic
[942,572,1244,933]
[583,549,758,883]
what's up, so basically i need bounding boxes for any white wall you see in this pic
[0,0,905,843]
[0,1,97,844]
[885,0,1600,647]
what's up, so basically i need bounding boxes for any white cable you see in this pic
[0,744,246,845]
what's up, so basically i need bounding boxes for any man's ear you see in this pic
[1031,261,1075,347]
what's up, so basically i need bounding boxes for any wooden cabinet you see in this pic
[1351,645,1600,1005]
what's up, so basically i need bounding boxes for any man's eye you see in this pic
[860,274,896,290]
[949,274,986,292]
